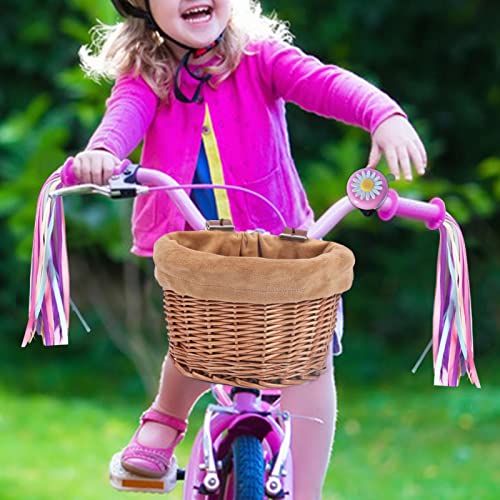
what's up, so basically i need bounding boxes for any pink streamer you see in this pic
[433,214,480,387]
[23,170,70,347]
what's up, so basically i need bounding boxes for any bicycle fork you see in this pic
[186,392,293,498]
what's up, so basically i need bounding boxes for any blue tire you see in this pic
[232,434,265,500]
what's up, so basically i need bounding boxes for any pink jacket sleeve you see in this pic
[258,40,406,133]
[86,73,159,158]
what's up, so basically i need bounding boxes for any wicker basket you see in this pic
[154,229,354,389]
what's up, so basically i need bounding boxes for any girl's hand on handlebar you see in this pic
[73,150,122,185]
[367,115,427,181]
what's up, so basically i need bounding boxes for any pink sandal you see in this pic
[121,408,188,478]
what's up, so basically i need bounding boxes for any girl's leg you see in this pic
[133,355,211,447]
[280,352,336,500]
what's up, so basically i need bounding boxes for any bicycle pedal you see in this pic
[109,451,178,493]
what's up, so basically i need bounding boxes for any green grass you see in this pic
[327,376,500,499]
[2,334,498,499]
[0,389,189,500]
[1,369,498,500]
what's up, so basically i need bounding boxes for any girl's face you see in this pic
[149,0,231,52]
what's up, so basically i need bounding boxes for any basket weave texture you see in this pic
[154,231,354,388]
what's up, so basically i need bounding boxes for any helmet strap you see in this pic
[173,33,224,104]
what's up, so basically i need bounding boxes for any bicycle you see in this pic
[23,159,480,499]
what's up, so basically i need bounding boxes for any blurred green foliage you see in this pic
[1,0,498,366]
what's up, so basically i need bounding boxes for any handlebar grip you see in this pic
[60,157,131,187]
[60,157,79,186]
[378,189,446,230]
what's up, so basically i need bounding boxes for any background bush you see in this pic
[1,0,498,384]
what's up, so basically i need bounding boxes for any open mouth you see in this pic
[181,5,213,24]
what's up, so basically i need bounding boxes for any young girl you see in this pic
[74,1,427,497]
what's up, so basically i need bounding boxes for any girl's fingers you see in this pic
[91,158,104,185]
[79,156,92,184]
[397,146,412,181]
[102,158,117,184]
[73,158,82,181]
[408,141,425,176]
[366,142,382,169]
[73,151,121,185]
[384,146,400,180]
[73,154,85,182]
[416,138,427,171]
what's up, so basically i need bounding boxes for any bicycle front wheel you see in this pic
[230,434,265,500]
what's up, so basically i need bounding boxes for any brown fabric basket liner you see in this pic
[154,231,355,304]
[153,230,355,388]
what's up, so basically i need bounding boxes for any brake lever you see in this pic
[108,164,149,198]
[50,184,113,199]
[50,164,150,199]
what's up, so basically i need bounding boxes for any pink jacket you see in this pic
[87,40,405,256]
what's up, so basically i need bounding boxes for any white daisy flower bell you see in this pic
[347,168,389,210]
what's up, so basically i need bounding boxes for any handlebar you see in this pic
[56,158,447,239]
[57,157,288,231]
[378,190,446,230]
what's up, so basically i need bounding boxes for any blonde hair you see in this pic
[80,0,292,101]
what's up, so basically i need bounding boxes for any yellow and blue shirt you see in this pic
[190,105,232,220]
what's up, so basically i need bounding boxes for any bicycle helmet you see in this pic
[110,0,225,103]
[111,0,147,19]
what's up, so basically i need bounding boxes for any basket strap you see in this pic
[205,219,234,231]
[279,227,308,241]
